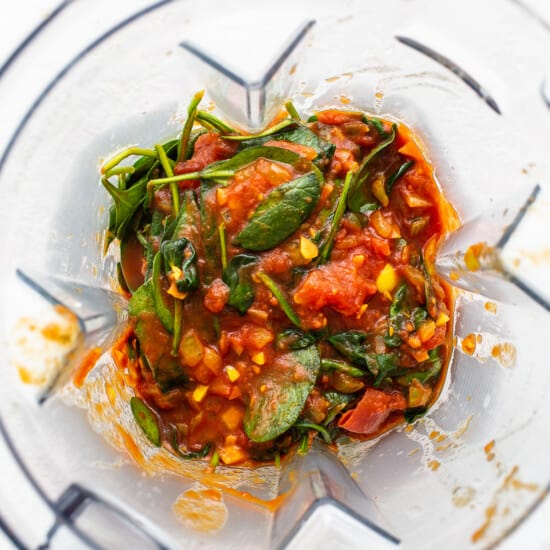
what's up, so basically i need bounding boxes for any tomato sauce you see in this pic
[102,103,457,467]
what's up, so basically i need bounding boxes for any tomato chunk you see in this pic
[338,388,406,435]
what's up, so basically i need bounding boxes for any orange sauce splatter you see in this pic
[484,301,497,314]
[484,440,496,462]
[461,334,477,355]
[173,487,228,533]
[73,347,103,388]
[428,459,440,471]
[339,95,351,104]
[490,342,517,368]
[472,505,497,542]
[454,415,473,439]
[407,447,420,456]
[452,486,476,508]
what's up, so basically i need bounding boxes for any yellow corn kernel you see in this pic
[216,187,228,206]
[300,236,319,260]
[225,365,240,382]
[418,320,436,343]
[376,263,398,294]
[252,352,265,365]
[219,443,247,465]
[192,384,208,403]
[371,175,389,207]
[352,254,365,267]
[435,312,450,327]
[260,384,267,393]
[388,326,395,336]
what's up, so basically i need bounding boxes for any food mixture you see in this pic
[100,92,456,467]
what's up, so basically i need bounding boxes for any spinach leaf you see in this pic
[397,347,442,385]
[276,328,316,351]
[404,407,428,423]
[234,171,321,251]
[386,160,414,194]
[161,238,199,294]
[318,170,354,263]
[384,283,407,348]
[129,281,188,392]
[372,353,400,386]
[170,430,211,459]
[362,115,388,138]
[203,145,300,178]
[293,420,332,444]
[222,119,296,141]
[327,331,370,368]
[243,344,321,442]
[152,252,174,333]
[324,391,356,425]
[102,176,148,240]
[320,358,365,378]
[177,90,204,163]
[222,254,259,314]
[347,124,398,213]
[236,124,335,166]
[196,110,237,134]
[130,397,160,446]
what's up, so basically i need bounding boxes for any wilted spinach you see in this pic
[222,254,259,315]
[234,171,321,251]
[243,344,321,442]
[161,237,199,294]
[130,396,160,446]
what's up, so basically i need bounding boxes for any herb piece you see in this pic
[101,147,157,175]
[234,171,321,251]
[177,90,204,162]
[372,353,400,386]
[171,431,211,459]
[244,344,321,442]
[276,328,315,351]
[102,176,148,240]
[196,110,237,134]
[384,283,407,348]
[152,252,174,333]
[155,143,178,216]
[285,101,301,121]
[256,272,302,328]
[130,396,160,446]
[327,331,370,368]
[320,358,365,378]
[218,223,228,271]
[404,407,428,423]
[293,420,332,444]
[347,124,397,213]
[386,160,414,194]
[222,254,259,315]
[318,170,354,263]
[222,119,296,141]
[129,282,188,391]
[397,348,442,385]
[362,115,388,138]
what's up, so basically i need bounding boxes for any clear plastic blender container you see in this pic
[0,0,549,548]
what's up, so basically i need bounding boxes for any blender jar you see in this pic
[0,0,549,548]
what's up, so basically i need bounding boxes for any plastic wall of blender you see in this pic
[0,0,549,548]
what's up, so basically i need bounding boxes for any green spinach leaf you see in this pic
[276,328,316,351]
[130,396,160,446]
[323,391,356,425]
[234,171,321,251]
[320,358,365,378]
[243,344,321,442]
[161,238,199,293]
[327,331,370,369]
[222,254,259,315]
[347,125,398,213]
[152,252,174,333]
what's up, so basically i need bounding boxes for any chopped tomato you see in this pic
[338,388,407,435]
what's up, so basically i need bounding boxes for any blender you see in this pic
[0,0,549,548]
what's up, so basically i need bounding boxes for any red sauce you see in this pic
[102,105,458,466]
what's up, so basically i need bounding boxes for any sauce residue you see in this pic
[173,486,228,533]
[490,343,517,368]
[461,333,477,355]
[452,486,476,508]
